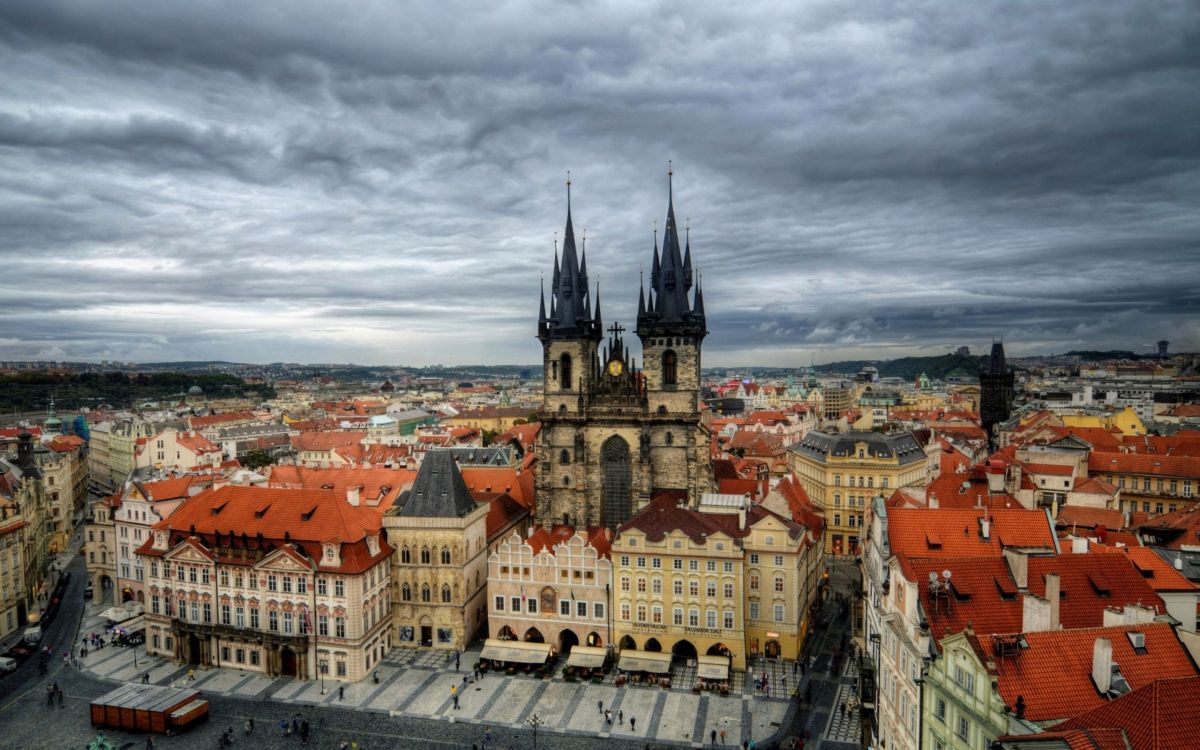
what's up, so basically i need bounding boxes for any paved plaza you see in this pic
[78,600,791,747]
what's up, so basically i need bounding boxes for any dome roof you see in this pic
[188,385,204,395]
[368,415,397,426]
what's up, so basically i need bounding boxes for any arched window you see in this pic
[662,350,678,386]
[666,432,674,445]
[401,583,412,601]
[440,546,451,565]
[400,546,411,564]
[560,449,570,465]
[420,547,431,565]
[562,475,571,487]
[421,584,431,603]
[560,353,573,389]
[441,584,452,603]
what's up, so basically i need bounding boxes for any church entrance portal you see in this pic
[601,436,632,529]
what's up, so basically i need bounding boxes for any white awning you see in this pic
[479,639,551,665]
[617,650,673,674]
[566,646,607,669]
[697,654,729,680]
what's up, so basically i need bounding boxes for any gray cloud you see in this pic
[1,0,1198,366]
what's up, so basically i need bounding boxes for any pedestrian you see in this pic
[712,729,718,744]
[188,668,195,682]
[455,652,461,671]
[605,709,612,725]
[145,736,155,750]
[58,689,64,707]
[245,718,254,735]
[280,719,289,737]
[742,740,749,750]
[485,727,492,745]
[373,669,379,684]
[339,685,344,701]
[720,728,726,744]
[293,716,300,734]
[630,716,636,731]
[840,702,846,717]
[619,709,624,725]
[301,719,310,745]
[598,699,603,714]
[453,694,460,710]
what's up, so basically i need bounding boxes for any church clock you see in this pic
[607,359,624,377]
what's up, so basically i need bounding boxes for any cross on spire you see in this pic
[607,322,625,338]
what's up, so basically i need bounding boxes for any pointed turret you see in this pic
[637,164,707,340]
[693,273,705,317]
[593,281,603,332]
[637,272,647,317]
[542,177,600,341]
[537,277,547,336]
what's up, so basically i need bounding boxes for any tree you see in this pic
[240,449,274,470]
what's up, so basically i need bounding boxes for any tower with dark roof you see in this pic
[980,340,1015,444]
[536,170,711,531]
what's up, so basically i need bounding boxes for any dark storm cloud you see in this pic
[1,0,1197,365]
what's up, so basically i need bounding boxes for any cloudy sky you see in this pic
[1,1,1197,367]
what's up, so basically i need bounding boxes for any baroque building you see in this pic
[535,175,710,530]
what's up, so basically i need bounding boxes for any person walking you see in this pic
[144,736,155,750]
[455,652,461,672]
[301,719,310,745]
[619,709,624,725]
[712,728,718,745]
[605,709,612,725]
[630,716,636,732]
[720,728,726,744]
[598,699,603,714]
[339,685,345,701]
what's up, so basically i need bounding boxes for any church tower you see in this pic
[535,171,711,531]
[979,340,1015,446]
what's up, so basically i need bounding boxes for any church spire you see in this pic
[593,279,602,332]
[637,269,646,316]
[637,164,707,341]
[537,276,547,335]
[543,174,599,341]
[693,271,706,317]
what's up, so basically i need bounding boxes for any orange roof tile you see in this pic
[887,508,1056,562]
[1052,675,1200,750]
[908,557,1024,644]
[1024,462,1075,476]
[975,622,1198,723]
[266,465,416,512]
[1025,553,1165,628]
[1089,451,1200,479]
[1116,547,1199,593]
[1056,505,1127,531]
[291,431,367,452]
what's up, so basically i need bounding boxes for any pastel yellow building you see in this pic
[788,431,927,555]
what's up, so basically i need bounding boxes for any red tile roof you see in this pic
[1089,451,1200,479]
[137,476,211,502]
[1024,462,1076,476]
[1073,476,1118,495]
[926,472,1022,510]
[482,492,528,540]
[1024,553,1165,628]
[1116,547,1199,593]
[974,622,1198,722]
[908,557,1024,644]
[887,508,1056,562]
[1056,505,1127,531]
[1000,728,1130,750]
[460,465,535,510]
[266,465,416,512]
[176,431,221,455]
[189,411,256,430]
[292,431,367,452]
[1052,675,1200,750]
[1134,505,1200,549]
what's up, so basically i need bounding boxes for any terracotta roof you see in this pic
[1116,547,1199,593]
[139,485,390,574]
[1073,476,1118,495]
[999,728,1130,750]
[1120,433,1200,457]
[460,465,535,509]
[526,525,578,555]
[1024,462,1075,476]
[974,622,1198,723]
[483,492,528,540]
[46,435,86,452]
[292,431,367,452]
[266,465,415,512]
[1056,505,1127,531]
[137,476,210,502]
[190,411,255,430]
[1052,675,1200,750]
[1134,505,1200,548]
[496,422,541,451]
[1025,553,1166,629]
[926,473,1022,510]
[1089,451,1200,479]
[887,508,1056,561]
[175,431,221,454]
[619,495,741,544]
[1041,426,1125,451]
[908,557,1024,645]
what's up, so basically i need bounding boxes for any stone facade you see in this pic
[535,180,710,530]
[84,495,116,604]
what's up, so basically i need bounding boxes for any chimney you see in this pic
[980,518,991,540]
[929,494,939,509]
[1071,536,1088,554]
[1175,557,1184,572]
[346,486,360,506]
[1092,638,1113,694]
[1022,592,1051,633]
[1004,548,1029,589]
[738,504,747,531]
[1046,573,1060,629]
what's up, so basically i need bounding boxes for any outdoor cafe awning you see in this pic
[479,639,552,665]
[617,649,673,674]
[697,654,730,680]
[566,646,608,669]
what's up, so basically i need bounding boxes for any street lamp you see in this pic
[319,659,328,694]
[527,713,543,750]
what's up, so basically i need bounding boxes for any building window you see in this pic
[420,547,431,565]
[250,608,259,629]
[662,350,677,386]
[689,580,699,596]
[673,607,684,625]
[421,585,431,603]
[774,576,785,592]
[575,600,586,618]
[559,600,569,616]
[637,605,647,622]
[297,577,307,594]
[652,557,662,569]
[652,578,662,594]
[282,576,292,593]
[749,553,759,564]
[203,603,212,624]
[220,570,229,587]
[335,579,344,597]
[749,601,760,620]
[934,697,946,722]
[283,612,294,635]
[594,602,604,620]
[706,610,717,628]
[688,609,699,627]
[724,610,734,629]
[441,584,452,603]
[236,607,245,628]
[674,579,683,595]
[401,547,411,564]
[402,583,412,602]
[673,558,682,570]
[511,597,521,611]
[221,604,231,625]
[560,353,573,388]
[621,603,630,621]
[724,582,734,598]
[621,555,630,567]
[774,604,785,622]
[621,576,630,592]
[269,611,278,631]
[689,560,698,571]
[706,580,717,598]
[267,574,277,592]
[956,716,969,740]
[441,547,451,565]
[335,617,346,638]
[723,561,733,573]
[750,574,759,590]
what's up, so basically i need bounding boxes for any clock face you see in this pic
[607,359,624,377]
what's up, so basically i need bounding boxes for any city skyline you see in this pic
[1,1,1197,366]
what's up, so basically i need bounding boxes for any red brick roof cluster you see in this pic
[973,622,1197,722]
[267,465,416,512]
[887,508,1056,564]
[1025,553,1165,629]
[292,431,367,452]
[189,411,256,430]
[1050,674,1200,750]
[1089,451,1200,479]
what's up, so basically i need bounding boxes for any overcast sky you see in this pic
[1,1,1197,367]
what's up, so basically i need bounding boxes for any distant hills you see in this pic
[819,353,989,381]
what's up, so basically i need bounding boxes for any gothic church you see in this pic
[535,175,711,529]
